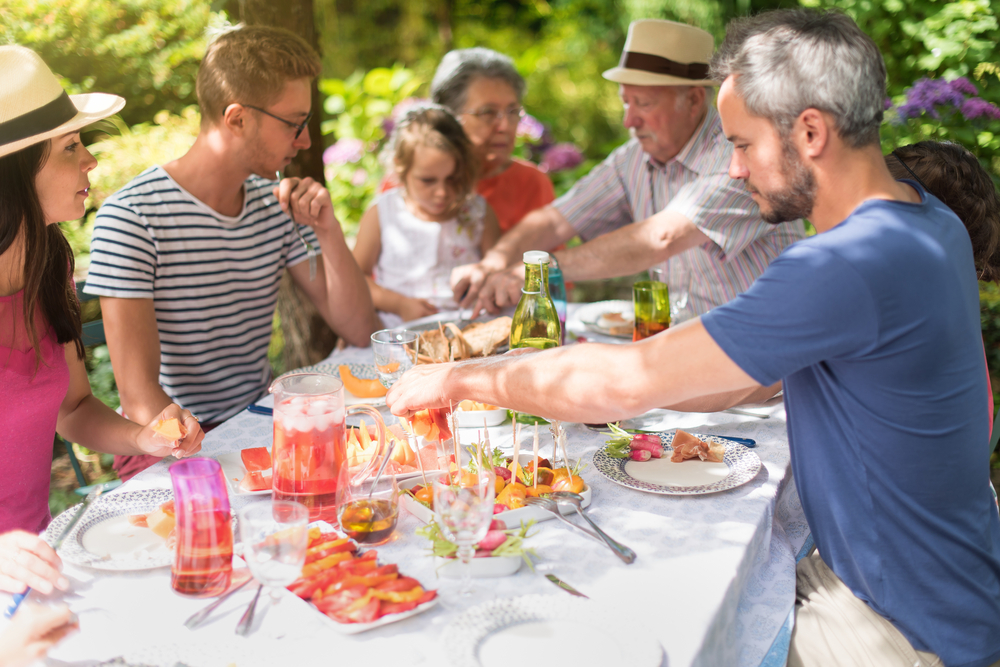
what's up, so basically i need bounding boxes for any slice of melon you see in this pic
[147,504,176,539]
[240,447,272,472]
[152,418,186,441]
[240,469,273,493]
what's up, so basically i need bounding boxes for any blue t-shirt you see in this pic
[702,186,1000,667]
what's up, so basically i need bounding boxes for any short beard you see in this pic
[757,138,816,225]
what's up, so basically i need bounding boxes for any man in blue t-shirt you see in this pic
[385,9,1000,667]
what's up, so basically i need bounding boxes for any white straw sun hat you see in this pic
[0,45,125,159]
[603,19,717,87]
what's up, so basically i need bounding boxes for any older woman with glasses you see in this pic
[430,47,555,232]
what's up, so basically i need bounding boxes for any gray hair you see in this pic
[431,48,527,113]
[709,9,886,148]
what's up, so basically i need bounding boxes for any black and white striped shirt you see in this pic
[84,166,318,423]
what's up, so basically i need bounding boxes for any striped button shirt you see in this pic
[554,104,806,318]
[83,166,318,423]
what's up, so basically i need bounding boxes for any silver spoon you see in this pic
[275,171,317,281]
[183,576,252,629]
[551,492,637,564]
[235,583,263,636]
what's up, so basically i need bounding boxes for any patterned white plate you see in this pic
[443,594,663,667]
[45,489,175,571]
[282,362,387,407]
[575,299,634,339]
[593,431,762,495]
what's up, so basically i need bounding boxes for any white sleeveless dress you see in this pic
[374,188,486,326]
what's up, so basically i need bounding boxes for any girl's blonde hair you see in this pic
[383,104,479,210]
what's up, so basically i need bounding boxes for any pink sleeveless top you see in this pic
[0,290,69,533]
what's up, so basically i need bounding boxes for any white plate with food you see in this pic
[443,594,663,667]
[410,316,512,363]
[593,431,761,495]
[46,489,175,571]
[575,300,634,339]
[281,362,387,407]
[399,454,592,529]
[435,554,522,579]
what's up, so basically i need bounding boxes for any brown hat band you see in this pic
[619,51,710,81]
[0,91,77,147]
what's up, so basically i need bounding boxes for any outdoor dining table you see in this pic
[22,304,809,667]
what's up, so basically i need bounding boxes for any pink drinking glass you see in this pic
[169,457,233,598]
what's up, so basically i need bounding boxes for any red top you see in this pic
[475,158,555,232]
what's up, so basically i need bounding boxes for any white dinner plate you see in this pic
[399,454,592,529]
[593,431,761,495]
[216,450,271,497]
[282,362,387,407]
[46,489,175,571]
[443,594,663,667]
[320,596,440,635]
[575,299,634,339]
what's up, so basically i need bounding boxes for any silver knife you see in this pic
[545,573,588,598]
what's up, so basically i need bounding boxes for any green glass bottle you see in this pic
[510,250,561,350]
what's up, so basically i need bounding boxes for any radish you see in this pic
[493,503,508,514]
[477,530,507,552]
[630,449,652,462]
[489,519,506,531]
[493,466,512,481]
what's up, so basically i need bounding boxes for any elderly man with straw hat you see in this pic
[452,19,806,321]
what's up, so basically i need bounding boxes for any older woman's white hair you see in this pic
[430,47,527,113]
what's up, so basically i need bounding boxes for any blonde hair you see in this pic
[196,26,321,125]
[384,105,479,210]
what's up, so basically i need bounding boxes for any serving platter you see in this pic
[46,489,175,571]
[216,450,271,497]
[575,299,634,339]
[443,594,663,667]
[593,431,761,495]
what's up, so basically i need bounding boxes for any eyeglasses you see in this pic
[243,105,313,139]
[461,106,524,126]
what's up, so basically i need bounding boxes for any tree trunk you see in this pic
[225,0,338,372]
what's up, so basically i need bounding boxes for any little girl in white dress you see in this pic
[353,105,500,327]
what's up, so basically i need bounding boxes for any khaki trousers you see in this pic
[788,551,999,667]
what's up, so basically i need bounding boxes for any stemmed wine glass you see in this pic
[236,500,309,635]
[432,470,496,600]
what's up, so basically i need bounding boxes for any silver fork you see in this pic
[524,497,601,542]
[275,171,317,281]
[551,492,636,564]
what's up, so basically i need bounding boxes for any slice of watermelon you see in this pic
[240,470,272,492]
[240,447,272,472]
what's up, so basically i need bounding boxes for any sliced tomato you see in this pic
[374,576,421,592]
[338,573,398,589]
[288,568,347,599]
[240,447,272,472]
[305,538,355,563]
[313,584,369,614]
[378,598,420,616]
[300,551,353,578]
[330,595,380,624]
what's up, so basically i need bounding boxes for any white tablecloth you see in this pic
[22,305,807,667]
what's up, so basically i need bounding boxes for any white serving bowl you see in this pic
[455,407,508,428]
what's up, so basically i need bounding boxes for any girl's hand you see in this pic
[137,405,204,458]
[398,297,438,323]
[0,531,68,595]
[0,604,77,667]
[274,177,339,235]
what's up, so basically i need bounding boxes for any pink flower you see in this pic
[323,138,364,165]
[540,143,584,173]
[517,113,545,141]
[351,168,368,186]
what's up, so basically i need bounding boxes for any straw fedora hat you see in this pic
[0,45,125,159]
[603,19,717,87]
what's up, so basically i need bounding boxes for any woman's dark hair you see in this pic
[0,140,84,364]
[887,141,1000,282]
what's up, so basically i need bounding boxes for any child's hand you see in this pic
[137,405,203,459]
[398,297,438,323]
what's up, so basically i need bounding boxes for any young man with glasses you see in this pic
[84,26,380,480]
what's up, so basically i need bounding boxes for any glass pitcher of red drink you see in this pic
[269,372,386,523]
[169,457,233,597]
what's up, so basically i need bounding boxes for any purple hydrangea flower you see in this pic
[350,168,368,186]
[949,77,979,97]
[897,77,968,120]
[517,113,545,141]
[961,97,1000,120]
[540,143,584,173]
[884,97,893,110]
[323,138,364,165]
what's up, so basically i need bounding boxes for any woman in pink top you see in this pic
[0,46,204,537]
